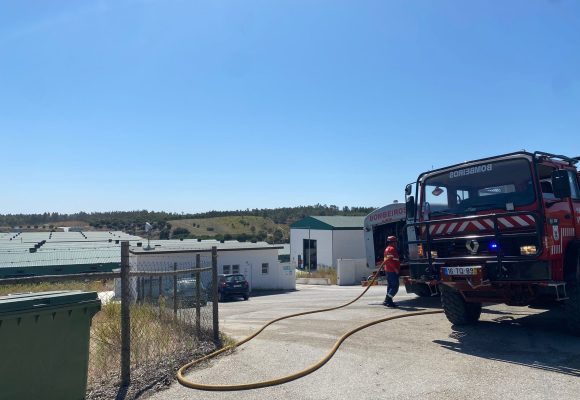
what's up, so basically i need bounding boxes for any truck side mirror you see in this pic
[406,196,416,220]
[405,184,412,196]
[552,170,571,199]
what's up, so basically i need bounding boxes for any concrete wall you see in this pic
[290,229,333,268]
[331,230,365,268]
[337,258,374,286]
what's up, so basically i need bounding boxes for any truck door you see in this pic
[538,166,574,275]
[546,168,578,280]
[568,171,580,238]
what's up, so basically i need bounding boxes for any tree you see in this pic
[273,229,284,243]
[172,227,191,239]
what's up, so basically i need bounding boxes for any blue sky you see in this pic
[0,0,578,214]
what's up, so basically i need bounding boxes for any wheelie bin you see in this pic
[0,290,101,400]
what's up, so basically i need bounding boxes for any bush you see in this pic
[172,227,190,238]
[296,267,337,285]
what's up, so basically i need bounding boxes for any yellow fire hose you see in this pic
[177,269,443,391]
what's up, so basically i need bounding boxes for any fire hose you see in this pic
[177,269,443,391]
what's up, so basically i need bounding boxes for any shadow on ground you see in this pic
[249,289,297,298]
[434,307,580,377]
[368,295,442,312]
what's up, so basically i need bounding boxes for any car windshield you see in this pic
[421,158,535,217]
[225,275,245,283]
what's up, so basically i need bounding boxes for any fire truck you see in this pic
[404,151,580,333]
[364,202,437,296]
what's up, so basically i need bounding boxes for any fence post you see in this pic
[195,254,201,339]
[148,276,153,302]
[173,262,178,317]
[141,277,145,302]
[212,246,219,343]
[120,241,131,386]
[158,276,162,300]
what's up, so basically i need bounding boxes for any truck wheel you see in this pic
[565,254,580,335]
[440,286,481,325]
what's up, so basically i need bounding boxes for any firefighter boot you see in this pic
[384,296,397,308]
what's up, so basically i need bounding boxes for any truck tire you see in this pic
[440,286,481,325]
[565,253,580,335]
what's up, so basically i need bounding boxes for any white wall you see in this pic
[290,229,333,268]
[218,250,295,290]
[337,258,374,286]
[331,230,365,268]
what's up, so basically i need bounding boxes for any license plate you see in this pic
[444,266,480,276]
[233,284,241,288]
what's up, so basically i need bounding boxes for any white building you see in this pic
[290,216,365,269]
[125,240,295,293]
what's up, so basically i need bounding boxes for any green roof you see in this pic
[290,216,365,231]
[0,231,142,278]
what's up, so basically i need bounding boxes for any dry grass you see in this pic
[87,300,217,399]
[168,216,288,239]
[296,267,337,285]
[0,280,112,297]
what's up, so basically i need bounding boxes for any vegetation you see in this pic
[88,301,216,397]
[168,216,287,243]
[0,204,376,243]
[0,280,112,297]
[296,267,337,285]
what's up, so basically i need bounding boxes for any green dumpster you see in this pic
[0,291,101,400]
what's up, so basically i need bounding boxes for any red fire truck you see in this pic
[404,151,580,333]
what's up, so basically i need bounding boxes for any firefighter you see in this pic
[382,236,401,308]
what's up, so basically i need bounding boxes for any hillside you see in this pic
[0,205,376,242]
[168,216,288,242]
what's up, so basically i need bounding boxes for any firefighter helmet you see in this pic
[387,236,397,243]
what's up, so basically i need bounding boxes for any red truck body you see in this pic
[405,151,580,331]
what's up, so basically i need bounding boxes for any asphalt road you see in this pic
[149,284,580,400]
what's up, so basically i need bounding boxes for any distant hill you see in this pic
[0,204,376,243]
[168,216,288,243]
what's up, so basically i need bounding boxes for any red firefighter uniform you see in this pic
[383,245,401,274]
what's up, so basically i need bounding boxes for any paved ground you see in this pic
[149,284,580,400]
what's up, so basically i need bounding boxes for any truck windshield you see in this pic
[421,158,535,217]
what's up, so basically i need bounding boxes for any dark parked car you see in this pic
[217,274,250,302]
[163,277,208,307]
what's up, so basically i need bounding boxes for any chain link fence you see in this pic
[0,243,221,400]
[87,243,219,399]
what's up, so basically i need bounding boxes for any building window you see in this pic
[232,264,240,274]
[262,263,269,274]
[223,265,230,274]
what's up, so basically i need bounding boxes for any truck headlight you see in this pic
[430,250,438,259]
[520,245,537,255]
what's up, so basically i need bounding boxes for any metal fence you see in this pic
[0,242,220,399]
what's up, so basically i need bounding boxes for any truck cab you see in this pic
[405,151,580,333]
